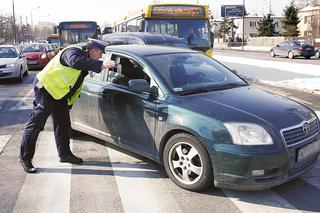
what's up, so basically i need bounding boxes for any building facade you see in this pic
[233,16,284,40]
[298,5,320,38]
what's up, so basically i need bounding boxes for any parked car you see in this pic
[0,45,28,81]
[71,45,320,191]
[315,48,320,58]
[100,32,189,49]
[270,40,315,59]
[21,43,55,70]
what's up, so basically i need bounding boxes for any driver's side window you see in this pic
[106,54,150,87]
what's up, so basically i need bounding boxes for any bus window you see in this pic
[121,24,126,32]
[127,19,138,32]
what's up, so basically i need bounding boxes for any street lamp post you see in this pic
[241,0,245,51]
[31,6,41,42]
[12,0,16,44]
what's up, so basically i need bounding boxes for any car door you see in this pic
[98,52,158,157]
[70,70,102,136]
[275,41,285,56]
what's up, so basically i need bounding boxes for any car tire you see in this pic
[270,50,275,57]
[163,133,213,191]
[24,66,29,76]
[315,51,320,58]
[17,69,23,82]
[288,51,294,59]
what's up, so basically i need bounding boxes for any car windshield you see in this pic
[144,19,211,48]
[0,47,17,58]
[145,53,247,95]
[22,44,45,52]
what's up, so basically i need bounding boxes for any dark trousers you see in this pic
[20,84,72,161]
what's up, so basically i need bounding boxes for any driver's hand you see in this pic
[102,60,116,69]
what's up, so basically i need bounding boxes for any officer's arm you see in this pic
[60,47,103,73]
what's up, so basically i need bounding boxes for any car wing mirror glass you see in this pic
[128,79,150,93]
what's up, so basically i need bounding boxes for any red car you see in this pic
[21,43,55,70]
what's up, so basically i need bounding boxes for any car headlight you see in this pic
[7,63,19,68]
[224,123,273,145]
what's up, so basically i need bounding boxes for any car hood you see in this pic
[0,58,18,64]
[23,52,43,59]
[176,86,315,130]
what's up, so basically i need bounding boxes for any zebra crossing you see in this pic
[0,130,319,213]
[0,82,320,212]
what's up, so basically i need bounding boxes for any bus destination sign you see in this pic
[64,23,93,29]
[151,5,205,17]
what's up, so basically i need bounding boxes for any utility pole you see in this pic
[241,0,245,51]
[12,0,17,44]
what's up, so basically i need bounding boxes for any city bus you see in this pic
[58,21,100,48]
[113,4,213,56]
[47,34,60,44]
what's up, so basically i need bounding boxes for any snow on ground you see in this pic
[212,54,320,94]
[262,78,320,94]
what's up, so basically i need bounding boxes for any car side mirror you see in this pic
[19,54,25,58]
[276,44,279,47]
[128,79,151,94]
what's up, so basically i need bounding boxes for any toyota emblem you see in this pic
[302,122,311,134]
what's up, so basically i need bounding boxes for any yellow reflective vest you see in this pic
[37,46,83,106]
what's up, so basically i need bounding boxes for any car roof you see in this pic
[105,44,196,57]
[101,32,184,42]
[0,45,16,48]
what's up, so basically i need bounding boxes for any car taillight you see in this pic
[41,53,47,59]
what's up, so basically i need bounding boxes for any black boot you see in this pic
[59,153,83,164]
[19,158,37,173]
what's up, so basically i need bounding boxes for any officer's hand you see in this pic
[102,60,116,69]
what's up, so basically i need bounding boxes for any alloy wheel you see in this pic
[168,141,203,185]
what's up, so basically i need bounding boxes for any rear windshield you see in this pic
[0,47,17,58]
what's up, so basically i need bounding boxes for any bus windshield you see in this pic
[60,29,97,46]
[145,19,211,49]
[58,21,99,47]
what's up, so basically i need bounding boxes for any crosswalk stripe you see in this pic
[13,131,72,213]
[107,147,183,213]
[0,135,12,154]
[302,159,320,190]
[222,189,301,213]
[10,88,33,111]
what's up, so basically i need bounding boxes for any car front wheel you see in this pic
[315,51,320,58]
[288,51,294,59]
[163,133,213,191]
[270,50,275,57]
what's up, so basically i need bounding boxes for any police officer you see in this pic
[19,38,115,173]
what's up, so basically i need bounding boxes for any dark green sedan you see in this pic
[70,45,320,191]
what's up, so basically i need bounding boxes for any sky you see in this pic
[0,0,291,27]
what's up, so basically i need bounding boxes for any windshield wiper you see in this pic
[178,82,247,96]
[178,88,211,96]
[210,82,247,91]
